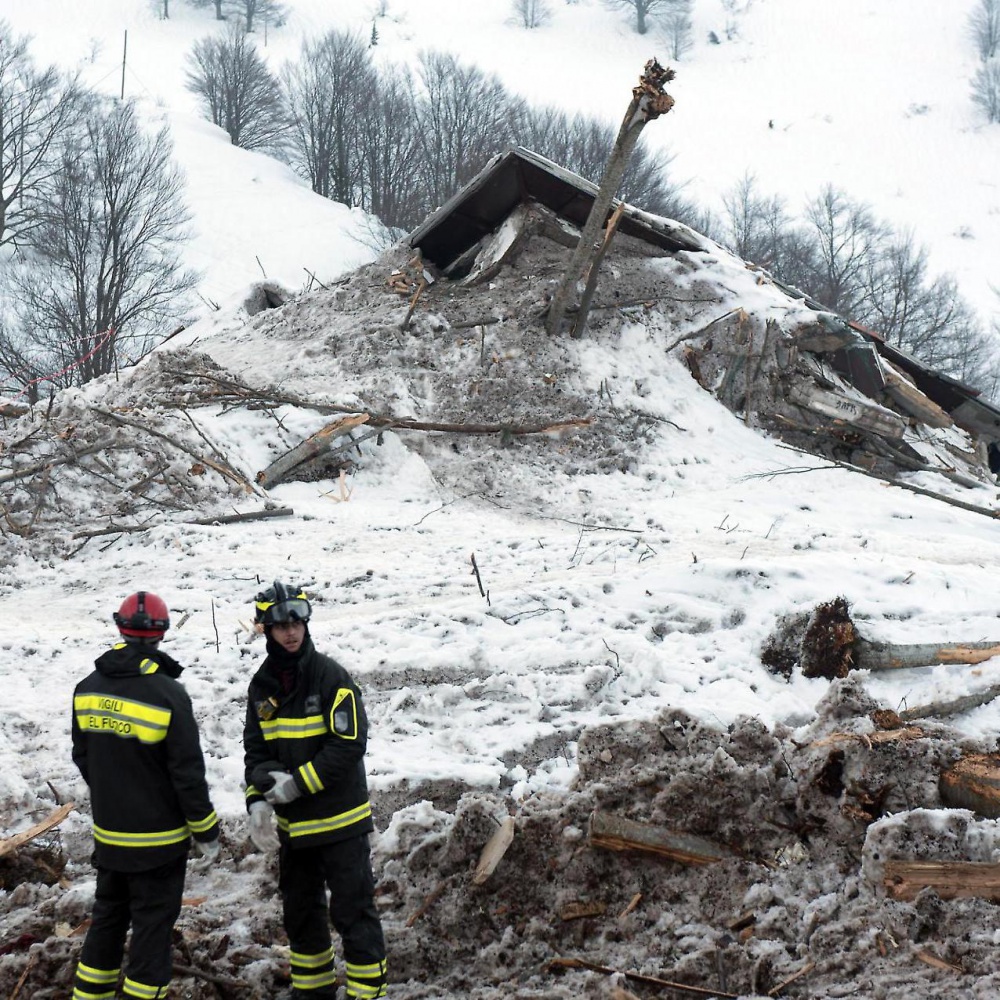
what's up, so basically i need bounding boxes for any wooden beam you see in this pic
[588,810,732,865]
[883,860,1000,901]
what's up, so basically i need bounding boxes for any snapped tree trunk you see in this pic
[546,59,675,339]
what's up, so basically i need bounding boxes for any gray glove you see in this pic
[192,837,220,862]
[264,770,301,805]
[248,800,280,852]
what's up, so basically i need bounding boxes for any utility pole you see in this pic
[121,30,128,100]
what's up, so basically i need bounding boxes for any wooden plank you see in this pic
[786,380,907,440]
[471,816,515,885]
[883,860,1000,901]
[0,803,75,859]
[880,362,953,428]
[588,810,732,865]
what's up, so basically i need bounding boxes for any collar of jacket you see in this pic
[95,643,183,679]
[253,636,317,695]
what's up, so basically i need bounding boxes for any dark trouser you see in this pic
[279,835,387,999]
[72,855,186,1000]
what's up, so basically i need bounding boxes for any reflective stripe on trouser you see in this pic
[289,944,336,993]
[347,958,387,998]
[279,836,387,999]
[123,978,169,999]
[72,962,119,1000]
[73,855,186,1000]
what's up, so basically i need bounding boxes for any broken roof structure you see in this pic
[409,146,1000,490]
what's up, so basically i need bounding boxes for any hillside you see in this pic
[4,167,1000,995]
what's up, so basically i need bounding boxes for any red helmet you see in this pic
[114,591,170,639]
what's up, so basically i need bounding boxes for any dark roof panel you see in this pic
[409,146,703,269]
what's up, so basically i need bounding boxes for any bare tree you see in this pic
[224,0,286,34]
[803,185,888,318]
[355,67,423,230]
[969,0,1000,60]
[282,30,375,204]
[971,58,1000,122]
[0,101,197,391]
[511,0,553,29]
[185,26,287,152]
[659,0,694,60]
[603,0,676,35]
[0,22,89,249]
[719,173,818,290]
[414,51,526,213]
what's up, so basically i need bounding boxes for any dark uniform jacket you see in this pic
[243,637,374,848]
[72,643,219,872]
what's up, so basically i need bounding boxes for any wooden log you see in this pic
[0,803,74,859]
[883,859,1000,901]
[854,636,1000,671]
[913,949,964,974]
[256,414,370,489]
[172,962,249,989]
[471,816,515,885]
[900,684,1000,723]
[71,506,295,539]
[588,810,733,865]
[939,753,1000,818]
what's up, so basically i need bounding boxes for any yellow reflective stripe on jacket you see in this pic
[260,714,326,740]
[187,811,218,834]
[74,694,171,744]
[298,761,324,794]
[93,823,189,848]
[276,801,372,839]
[139,658,160,675]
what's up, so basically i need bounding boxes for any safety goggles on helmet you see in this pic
[254,582,312,625]
[262,598,312,624]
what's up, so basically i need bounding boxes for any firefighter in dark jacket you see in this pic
[244,582,386,1000]
[71,591,220,1000]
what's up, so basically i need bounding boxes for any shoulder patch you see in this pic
[330,688,358,739]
